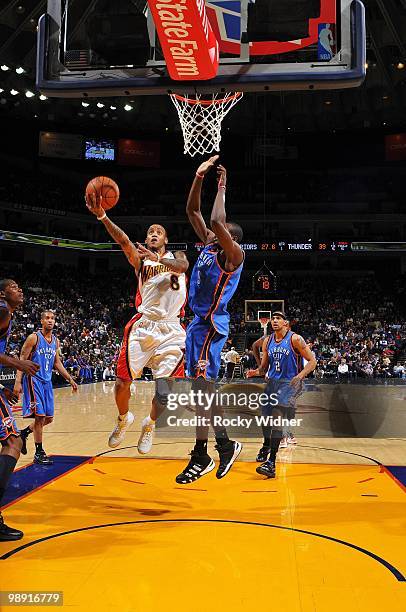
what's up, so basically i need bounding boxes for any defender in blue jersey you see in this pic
[0,279,39,541]
[248,312,316,478]
[14,311,77,465]
[177,156,245,485]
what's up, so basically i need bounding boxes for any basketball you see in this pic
[85,176,120,211]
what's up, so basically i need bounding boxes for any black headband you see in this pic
[272,311,288,320]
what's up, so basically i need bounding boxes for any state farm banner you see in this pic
[147,0,219,80]
[385,133,406,161]
[117,140,160,167]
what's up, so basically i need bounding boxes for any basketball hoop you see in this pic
[169,92,243,157]
[259,318,270,335]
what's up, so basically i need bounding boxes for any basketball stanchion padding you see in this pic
[169,92,243,156]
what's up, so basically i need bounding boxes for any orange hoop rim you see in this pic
[170,92,243,106]
[259,318,270,327]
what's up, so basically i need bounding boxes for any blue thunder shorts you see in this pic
[262,378,302,417]
[0,388,19,441]
[186,316,228,381]
[22,377,54,418]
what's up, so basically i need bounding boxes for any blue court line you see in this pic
[385,466,406,490]
[1,455,91,509]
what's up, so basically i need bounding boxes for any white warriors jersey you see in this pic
[136,252,187,321]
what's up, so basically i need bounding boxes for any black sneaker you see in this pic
[0,515,23,541]
[215,440,242,479]
[256,445,271,462]
[20,427,32,456]
[175,450,215,484]
[34,451,54,465]
[256,460,276,479]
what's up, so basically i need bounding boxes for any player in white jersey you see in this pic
[86,197,188,452]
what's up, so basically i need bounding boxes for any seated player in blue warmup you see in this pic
[0,279,39,541]
[248,312,317,478]
[176,156,245,484]
[14,310,78,465]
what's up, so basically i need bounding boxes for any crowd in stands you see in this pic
[2,264,405,383]
[0,160,403,218]
[3,264,133,385]
[209,275,406,380]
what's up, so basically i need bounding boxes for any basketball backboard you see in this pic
[37,0,366,97]
[245,300,285,324]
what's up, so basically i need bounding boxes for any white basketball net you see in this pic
[169,92,243,157]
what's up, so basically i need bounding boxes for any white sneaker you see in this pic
[108,412,134,448]
[279,437,288,449]
[137,417,155,455]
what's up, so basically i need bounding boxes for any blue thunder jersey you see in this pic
[0,300,12,371]
[266,330,303,381]
[30,331,58,382]
[188,243,244,335]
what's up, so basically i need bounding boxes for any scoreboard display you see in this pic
[252,266,276,294]
[259,241,351,252]
[194,241,352,253]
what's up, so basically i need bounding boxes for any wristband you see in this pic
[97,212,107,221]
[0,383,4,390]
[196,172,204,179]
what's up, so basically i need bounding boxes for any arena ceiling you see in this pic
[0,0,405,134]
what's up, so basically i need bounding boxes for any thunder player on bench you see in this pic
[0,279,39,541]
[248,312,316,478]
[14,310,78,465]
[176,157,244,484]
[86,196,188,451]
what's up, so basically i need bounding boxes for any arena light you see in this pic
[96,102,104,108]
[110,105,116,110]
[81,101,90,107]
[25,90,35,98]
[0,88,3,93]
[0,65,10,71]
[10,89,19,96]
[15,66,25,74]
[39,94,47,101]
[124,104,133,111]
[396,62,405,70]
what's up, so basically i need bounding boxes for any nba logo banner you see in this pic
[318,23,336,60]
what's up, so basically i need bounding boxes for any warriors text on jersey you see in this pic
[136,252,187,321]
[188,243,244,335]
[266,330,303,380]
[29,331,57,382]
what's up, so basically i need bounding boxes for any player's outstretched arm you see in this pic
[210,165,243,269]
[135,245,189,274]
[86,194,141,273]
[13,333,38,396]
[186,156,218,244]
[290,335,317,386]
[247,337,269,377]
[54,340,78,392]
[0,306,39,376]
[252,336,265,367]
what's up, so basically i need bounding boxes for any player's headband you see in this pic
[272,311,288,320]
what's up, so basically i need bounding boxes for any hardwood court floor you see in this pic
[0,382,404,612]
